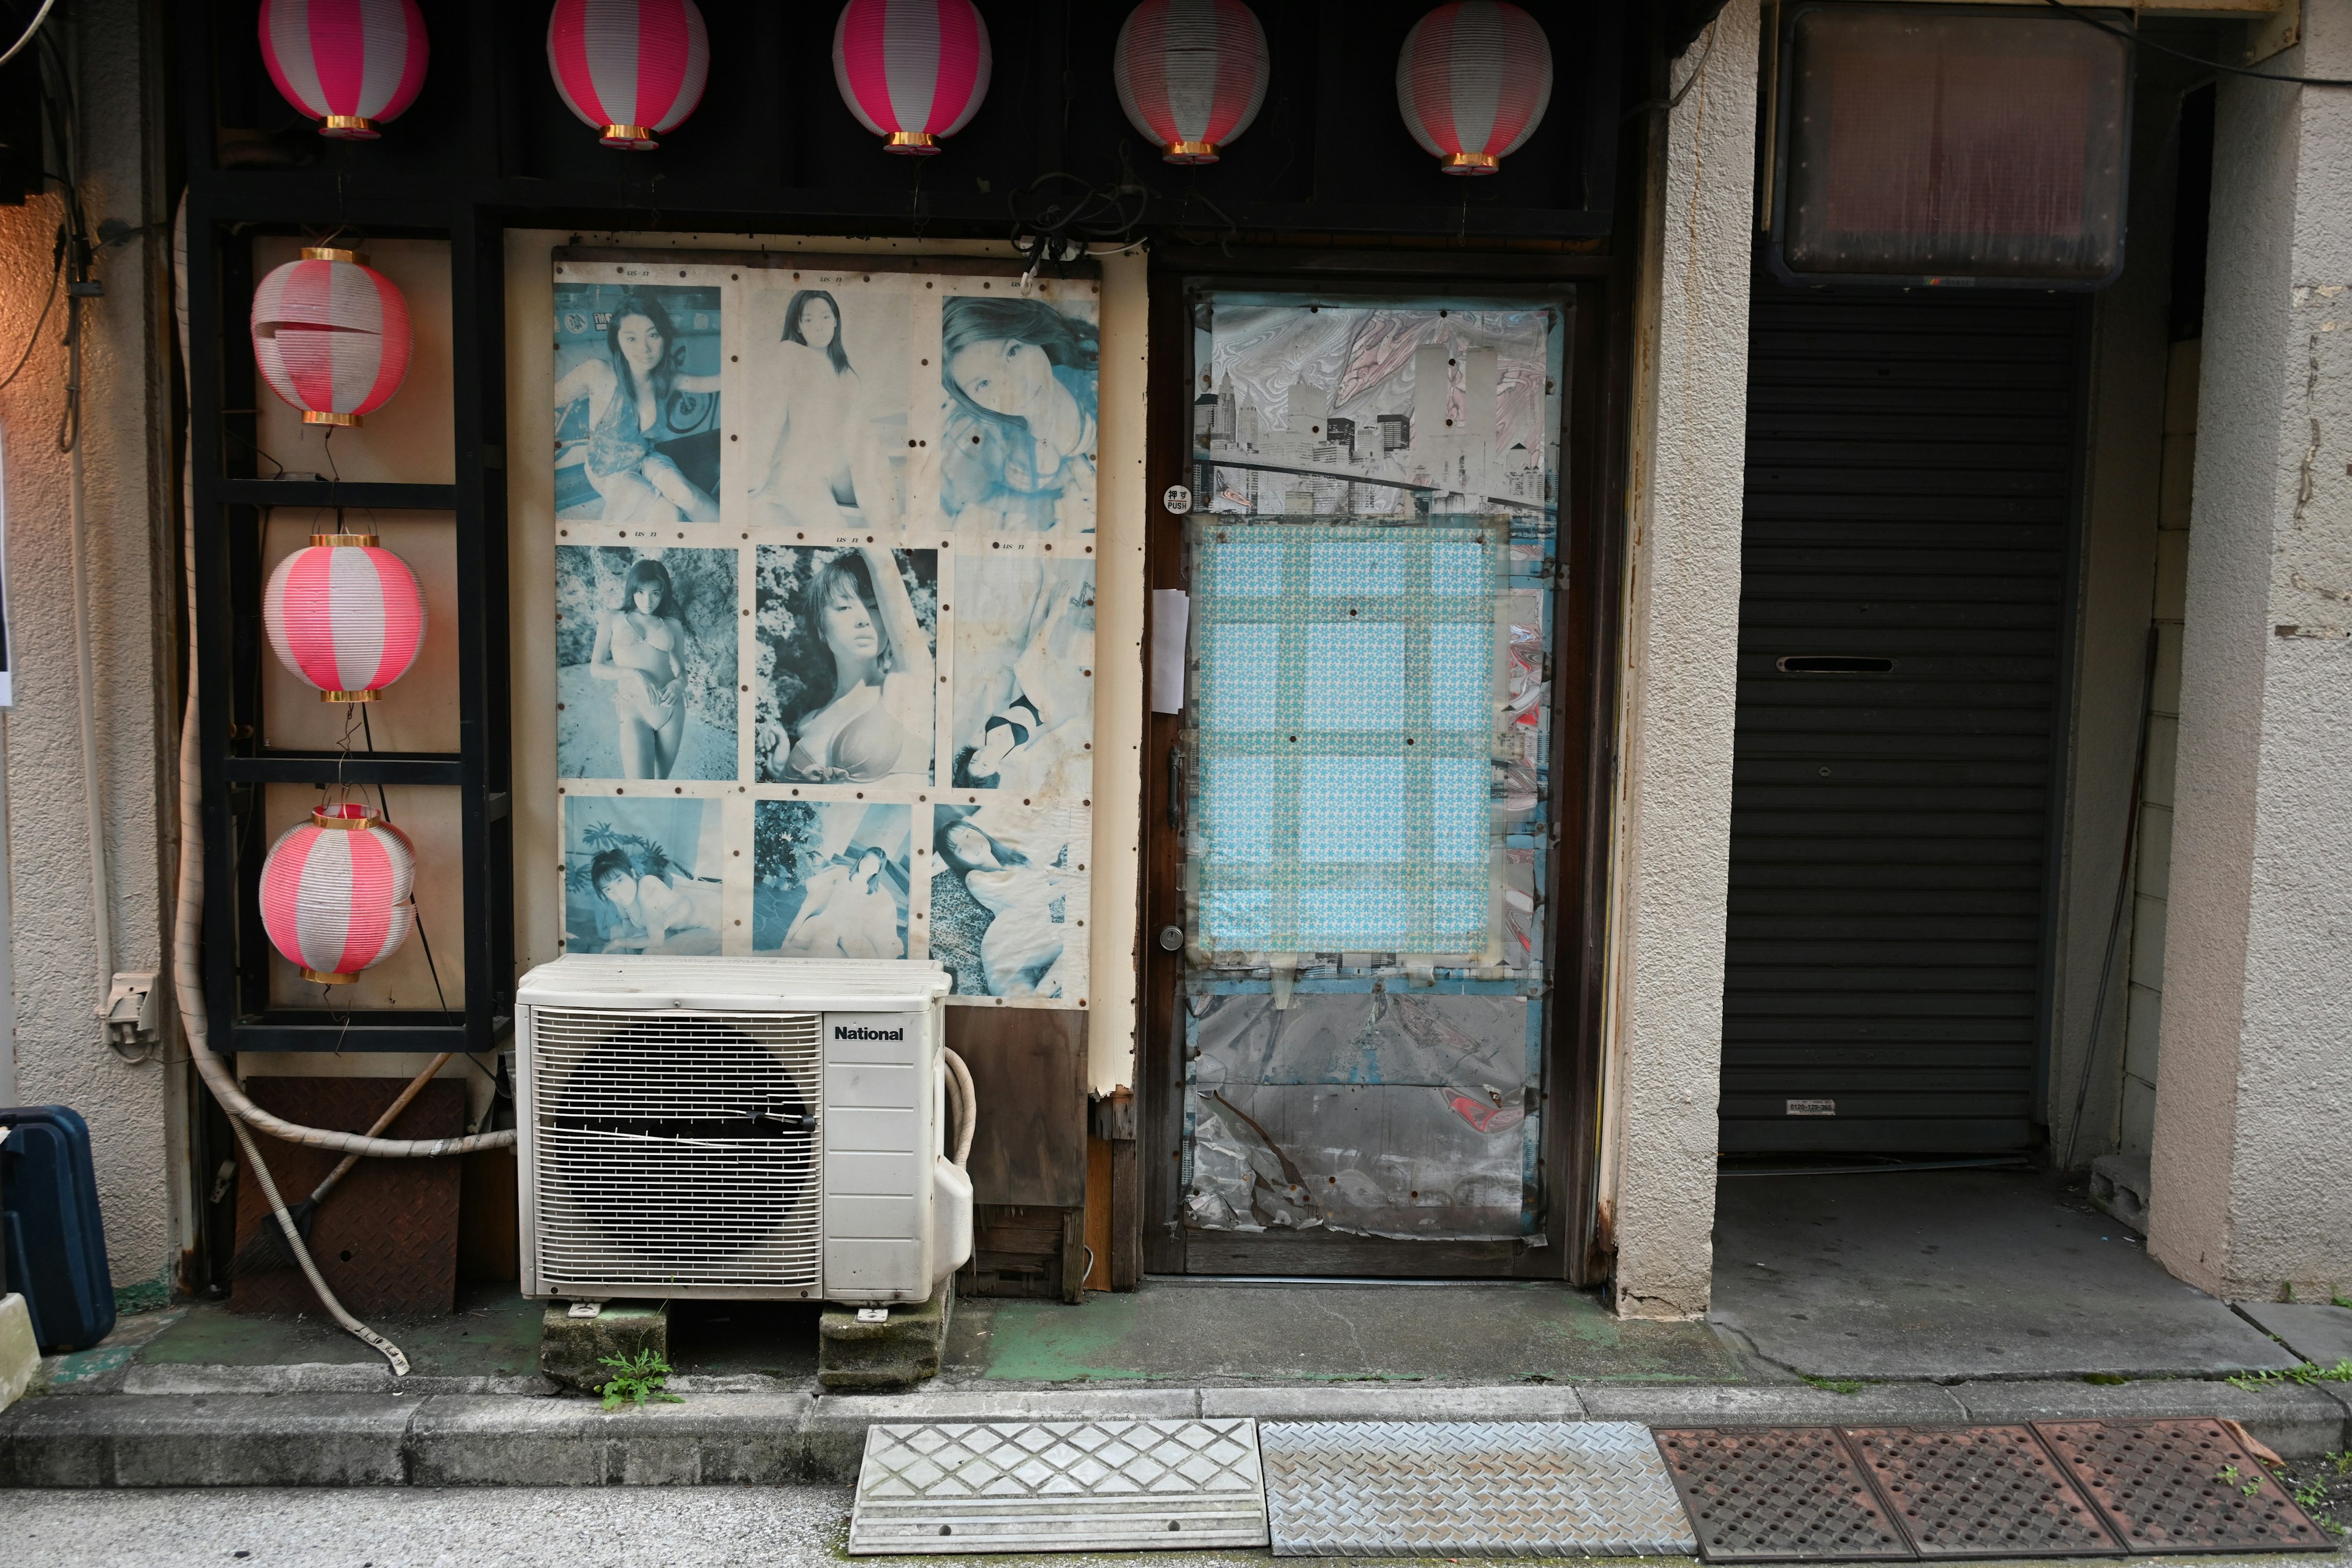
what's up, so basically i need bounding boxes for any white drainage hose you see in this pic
[170,199,513,1372]
[942,1047,974,1169]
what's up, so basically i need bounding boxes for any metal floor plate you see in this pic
[846,1418,1268,1555]
[2037,1419,2335,1553]
[1260,1420,1698,1558]
[1845,1426,2122,1558]
[1654,1428,1910,1562]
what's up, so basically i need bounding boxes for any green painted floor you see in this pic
[45,1280,1751,1390]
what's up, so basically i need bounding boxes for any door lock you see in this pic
[1157,924,1185,952]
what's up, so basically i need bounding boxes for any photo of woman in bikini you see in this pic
[553,285,722,523]
[555,546,739,782]
[562,797,726,957]
[938,293,1099,535]
[752,543,937,786]
[929,804,1090,1002]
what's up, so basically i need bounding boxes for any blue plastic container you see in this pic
[1,1105,116,1352]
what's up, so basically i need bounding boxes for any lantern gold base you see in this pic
[318,688,382,703]
[320,115,380,140]
[312,805,381,831]
[884,131,941,155]
[1440,151,1501,175]
[302,410,361,428]
[600,124,658,150]
[300,246,368,265]
[301,967,361,985]
[310,533,380,548]
[1161,140,1222,165]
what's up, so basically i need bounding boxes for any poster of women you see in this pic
[732,273,910,531]
[563,797,726,956]
[752,801,912,959]
[554,545,738,781]
[930,804,1090,1004]
[553,282,723,522]
[752,543,938,786]
[951,555,1095,797]
[937,293,1098,537]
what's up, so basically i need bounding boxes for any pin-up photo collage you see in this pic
[551,254,1098,1008]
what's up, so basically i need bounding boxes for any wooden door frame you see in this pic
[1136,247,1632,1284]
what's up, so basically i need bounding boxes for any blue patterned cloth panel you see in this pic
[1192,522,1496,955]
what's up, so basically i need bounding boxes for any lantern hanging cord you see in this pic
[2037,0,2352,86]
[0,0,55,71]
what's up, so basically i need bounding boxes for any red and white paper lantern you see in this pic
[261,804,417,986]
[832,0,992,156]
[258,0,430,140]
[251,248,412,428]
[265,534,427,703]
[546,0,710,151]
[1396,2,1553,175]
[1114,0,1268,165]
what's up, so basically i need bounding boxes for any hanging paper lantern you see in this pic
[1396,2,1553,175]
[1114,0,1269,165]
[264,533,427,703]
[251,248,413,428]
[258,0,431,140]
[546,0,710,151]
[832,0,992,156]
[261,804,417,986]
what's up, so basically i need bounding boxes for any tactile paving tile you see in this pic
[1259,1420,1698,1558]
[1654,1427,1910,1562]
[847,1418,1268,1555]
[2036,1418,2335,1553]
[1844,1425,2122,1558]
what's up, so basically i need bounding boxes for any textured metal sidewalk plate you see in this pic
[1654,1427,1909,1562]
[1258,1420,1695,1558]
[2037,1418,2335,1553]
[847,1418,1268,1555]
[1844,1425,2122,1558]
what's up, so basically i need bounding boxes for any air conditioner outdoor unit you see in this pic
[514,954,970,1305]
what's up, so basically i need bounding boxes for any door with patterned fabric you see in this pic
[1142,282,1577,1277]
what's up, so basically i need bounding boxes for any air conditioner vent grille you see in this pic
[529,1007,821,1292]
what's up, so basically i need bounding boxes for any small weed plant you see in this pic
[1801,1376,1868,1395]
[598,1349,683,1411]
[2228,1358,2352,1391]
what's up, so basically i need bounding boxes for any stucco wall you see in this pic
[1601,0,1759,1319]
[0,0,177,1294]
[2149,1,2352,1298]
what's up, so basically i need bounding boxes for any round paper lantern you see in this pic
[251,248,412,428]
[832,0,992,156]
[546,0,710,151]
[1396,2,1553,175]
[264,533,427,703]
[258,0,430,140]
[1114,0,1269,165]
[261,804,417,985]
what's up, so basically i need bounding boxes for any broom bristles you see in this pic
[230,1196,318,1278]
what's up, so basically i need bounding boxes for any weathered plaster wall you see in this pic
[0,0,177,1292]
[1602,0,1758,1319]
[2149,1,2352,1298]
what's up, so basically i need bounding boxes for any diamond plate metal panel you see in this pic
[1260,1420,1698,1558]
[2037,1419,2335,1553]
[1844,1426,2121,1558]
[1654,1427,1910,1562]
[848,1419,1268,1555]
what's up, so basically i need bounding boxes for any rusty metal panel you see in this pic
[1844,1426,2120,1558]
[1653,1428,1910,1562]
[231,1077,463,1317]
[2037,1419,2335,1553]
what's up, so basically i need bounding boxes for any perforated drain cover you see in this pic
[847,1418,1268,1555]
[1655,1427,1909,1561]
[1845,1426,2120,1558]
[2038,1418,2335,1553]
[1260,1420,1697,1558]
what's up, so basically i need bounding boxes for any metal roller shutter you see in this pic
[1721,279,2086,1155]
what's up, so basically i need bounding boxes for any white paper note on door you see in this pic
[1150,589,1189,715]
